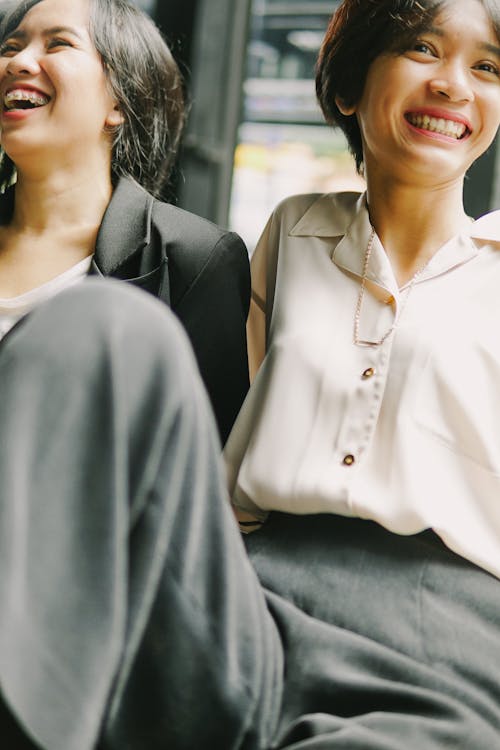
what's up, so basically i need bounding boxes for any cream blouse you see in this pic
[224,191,500,580]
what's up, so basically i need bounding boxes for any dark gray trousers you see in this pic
[0,279,498,750]
[0,280,282,750]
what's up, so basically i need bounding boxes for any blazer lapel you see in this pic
[91,178,171,305]
[93,178,153,275]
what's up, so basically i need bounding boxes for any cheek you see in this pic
[47,60,106,92]
[0,60,10,84]
[488,97,500,129]
[357,94,387,140]
[478,93,500,137]
[86,67,114,105]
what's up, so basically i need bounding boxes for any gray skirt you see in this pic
[245,512,500,749]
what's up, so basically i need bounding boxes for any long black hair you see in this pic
[0,0,186,197]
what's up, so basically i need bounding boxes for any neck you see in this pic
[365,174,472,286]
[12,168,114,237]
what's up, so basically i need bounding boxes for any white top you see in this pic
[0,255,92,340]
[224,191,500,580]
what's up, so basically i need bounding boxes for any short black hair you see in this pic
[0,0,185,197]
[316,0,500,172]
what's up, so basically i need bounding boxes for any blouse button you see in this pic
[362,367,375,379]
[342,454,355,466]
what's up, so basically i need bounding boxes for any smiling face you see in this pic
[0,0,122,176]
[338,0,500,187]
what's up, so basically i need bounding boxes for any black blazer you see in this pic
[90,177,251,444]
[0,178,250,440]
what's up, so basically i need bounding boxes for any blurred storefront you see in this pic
[229,0,364,251]
[162,0,498,247]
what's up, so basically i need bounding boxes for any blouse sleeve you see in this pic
[247,209,281,382]
[224,207,282,531]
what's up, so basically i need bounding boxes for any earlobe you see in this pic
[335,96,356,116]
[105,106,124,128]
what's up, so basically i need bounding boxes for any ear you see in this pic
[335,96,356,116]
[105,105,124,128]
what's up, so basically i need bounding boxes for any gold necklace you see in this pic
[353,228,428,347]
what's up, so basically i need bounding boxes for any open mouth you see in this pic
[3,88,50,111]
[405,113,470,140]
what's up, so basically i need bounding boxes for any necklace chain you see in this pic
[353,228,427,347]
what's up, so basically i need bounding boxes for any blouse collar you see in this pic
[288,190,499,293]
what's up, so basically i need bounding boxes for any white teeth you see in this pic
[406,113,468,139]
[4,88,50,110]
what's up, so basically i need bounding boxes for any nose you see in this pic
[429,61,474,103]
[5,47,41,77]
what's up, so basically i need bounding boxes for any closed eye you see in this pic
[47,38,73,50]
[0,41,22,56]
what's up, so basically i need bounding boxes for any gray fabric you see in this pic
[0,279,282,750]
[245,513,500,749]
[1,276,497,750]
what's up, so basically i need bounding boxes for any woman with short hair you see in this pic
[226,0,500,746]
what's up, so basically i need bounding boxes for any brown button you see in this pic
[362,367,375,379]
[385,295,395,305]
[342,454,355,466]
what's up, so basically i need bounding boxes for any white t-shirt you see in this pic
[0,255,92,341]
[225,191,500,580]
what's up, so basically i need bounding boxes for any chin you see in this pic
[393,146,471,181]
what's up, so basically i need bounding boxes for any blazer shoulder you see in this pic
[154,200,246,258]
[151,200,249,307]
[153,200,235,245]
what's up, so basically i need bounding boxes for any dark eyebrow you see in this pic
[43,26,85,39]
[426,25,445,37]
[482,41,500,59]
[4,25,84,41]
[424,25,500,59]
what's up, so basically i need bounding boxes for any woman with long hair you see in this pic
[0,0,250,445]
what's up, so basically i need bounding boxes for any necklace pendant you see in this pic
[353,227,425,348]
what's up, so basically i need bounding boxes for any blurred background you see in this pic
[1,0,498,252]
[154,0,499,252]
